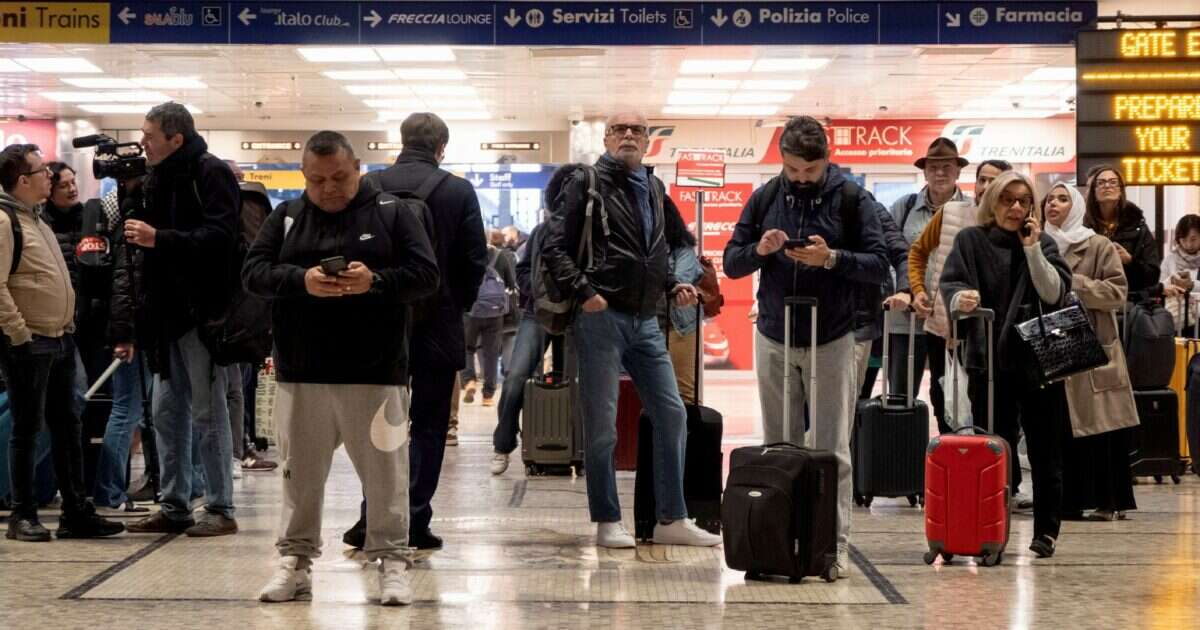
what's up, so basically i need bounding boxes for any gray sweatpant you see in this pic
[754,329,855,555]
[274,382,411,564]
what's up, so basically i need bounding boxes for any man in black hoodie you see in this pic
[342,113,488,554]
[543,111,722,550]
[121,102,241,538]
[245,131,438,605]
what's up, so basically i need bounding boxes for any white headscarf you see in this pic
[1044,183,1094,254]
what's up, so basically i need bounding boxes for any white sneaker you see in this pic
[490,452,510,476]
[651,519,723,547]
[835,547,851,580]
[232,459,243,479]
[258,556,312,602]
[379,559,413,606]
[446,426,459,447]
[596,522,636,549]
[1014,492,1034,511]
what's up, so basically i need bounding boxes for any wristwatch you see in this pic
[369,272,384,293]
[823,249,838,270]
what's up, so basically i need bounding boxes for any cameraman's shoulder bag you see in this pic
[533,165,607,336]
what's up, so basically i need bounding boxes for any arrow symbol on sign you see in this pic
[710,8,728,27]
[503,8,521,27]
[470,174,485,188]
[238,7,257,26]
[945,12,961,28]
[364,9,382,28]
[117,7,136,25]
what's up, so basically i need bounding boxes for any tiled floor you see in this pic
[2,372,1199,629]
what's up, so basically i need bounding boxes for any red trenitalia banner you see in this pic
[672,183,756,370]
[824,120,948,165]
[0,119,57,160]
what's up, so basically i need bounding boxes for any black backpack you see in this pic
[366,168,448,324]
[2,204,22,276]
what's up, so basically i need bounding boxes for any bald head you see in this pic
[604,110,650,170]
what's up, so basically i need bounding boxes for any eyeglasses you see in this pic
[999,194,1034,209]
[1095,178,1121,190]
[21,166,48,178]
[607,124,647,138]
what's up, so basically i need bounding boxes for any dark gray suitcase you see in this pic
[852,310,929,507]
[520,335,583,476]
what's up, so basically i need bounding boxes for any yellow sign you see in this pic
[0,3,109,43]
[1112,94,1200,121]
[243,170,306,190]
[1120,156,1200,185]
[1134,126,1191,152]
[1120,29,1200,58]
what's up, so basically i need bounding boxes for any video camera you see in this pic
[72,134,147,181]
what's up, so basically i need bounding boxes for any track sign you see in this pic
[675,149,726,188]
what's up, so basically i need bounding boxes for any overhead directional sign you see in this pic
[1076,28,1200,186]
[41,2,1098,45]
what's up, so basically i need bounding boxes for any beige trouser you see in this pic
[274,382,411,564]
[449,372,461,432]
[668,328,700,404]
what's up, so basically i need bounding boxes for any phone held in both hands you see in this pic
[784,237,815,250]
[320,255,348,276]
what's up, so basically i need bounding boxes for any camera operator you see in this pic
[120,102,242,538]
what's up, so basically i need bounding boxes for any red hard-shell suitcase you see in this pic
[923,308,1011,567]
[615,377,641,471]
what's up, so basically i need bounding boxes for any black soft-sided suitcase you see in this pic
[634,304,724,539]
[852,310,929,508]
[721,296,840,583]
[1124,301,1176,390]
[1131,389,1188,483]
[1187,353,1200,476]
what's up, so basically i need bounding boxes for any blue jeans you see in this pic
[494,316,549,454]
[92,357,148,507]
[153,328,234,521]
[575,308,687,523]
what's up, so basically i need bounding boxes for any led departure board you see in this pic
[1077,28,1200,185]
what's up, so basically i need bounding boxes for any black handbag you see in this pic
[1015,300,1109,386]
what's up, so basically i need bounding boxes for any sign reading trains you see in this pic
[1077,28,1200,185]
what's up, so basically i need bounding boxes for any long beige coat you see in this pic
[1062,234,1140,437]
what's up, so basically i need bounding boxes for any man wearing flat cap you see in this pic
[883,137,970,433]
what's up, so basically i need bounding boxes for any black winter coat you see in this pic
[242,185,439,385]
[1093,201,1161,298]
[723,164,890,346]
[854,201,910,342]
[131,135,238,373]
[363,149,488,370]
[543,157,679,319]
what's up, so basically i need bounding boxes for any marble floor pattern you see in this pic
[2,372,1199,629]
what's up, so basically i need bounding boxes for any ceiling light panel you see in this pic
[363,98,424,109]
[752,58,831,72]
[78,104,161,114]
[0,59,31,73]
[729,91,794,104]
[15,57,103,73]
[297,47,379,63]
[673,78,740,90]
[662,106,721,115]
[132,77,208,89]
[741,79,809,91]
[438,110,491,120]
[667,91,730,105]
[719,105,780,116]
[939,109,1057,119]
[41,90,172,103]
[409,85,477,96]
[323,70,397,81]
[344,84,413,95]
[376,46,456,62]
[62,77,138,88]
[679,59,754,74]
[392,68,467,81]
[1024,67,1076,82]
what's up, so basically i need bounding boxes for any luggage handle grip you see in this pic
[785,296,819,307]
[951,308,995,322]
[948,307,994,434]
[881,305,918,408]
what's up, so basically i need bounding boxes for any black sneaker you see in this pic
[1029,535,1057,558]
[6,518,51,542]
[410,529,443,551]
[57,510,126,539]
[343,518,366,550]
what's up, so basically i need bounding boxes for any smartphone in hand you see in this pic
[784,237,814,250]
[320,255,348,276]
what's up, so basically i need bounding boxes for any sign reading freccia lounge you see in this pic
[1076,28,1200,185]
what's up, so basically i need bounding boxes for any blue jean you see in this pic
[494,316,550,454]
[153,328,234,521]
[574,308,687,523]
[92,357,148,507]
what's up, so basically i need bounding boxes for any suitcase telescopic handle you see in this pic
[949,308,995,435]
[783,296,818,446]
[881,305,918,409]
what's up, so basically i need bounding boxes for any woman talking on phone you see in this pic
[939,171,1073,558]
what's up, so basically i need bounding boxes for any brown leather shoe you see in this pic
[126,511,194,534]
[185,514,238,537]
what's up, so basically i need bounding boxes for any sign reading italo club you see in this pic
[1076,28,1200,185]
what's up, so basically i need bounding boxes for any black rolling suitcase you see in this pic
[722,296,840,583]
[520,335,583,476]
[852,309,929,508]
[1131,389,1188,483]
[634,302,724,540]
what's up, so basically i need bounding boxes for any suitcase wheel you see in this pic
[525,464,541,477]
[907,495,919,508]
[941,553,954,563]
[745,571,763,582]
[822,565,838,582]
[789,576,803,585]
[858,495,873,508]
[1172,475,1181,485]
[923,551,938,565]
[853,494,865,507]
[980,552,1002,567]
[1154,475,1164,484]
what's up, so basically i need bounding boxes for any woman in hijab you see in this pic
[1043,182,1139,521]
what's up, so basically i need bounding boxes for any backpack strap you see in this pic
[751,176,783,234]
[838,180,862,250]
[577,166,609,272]
[898,192,918,232]
[2,205,22,276]
[413,169,450,201]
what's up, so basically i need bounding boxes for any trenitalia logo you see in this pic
[946,124,985,155]
[646,126,675,158]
